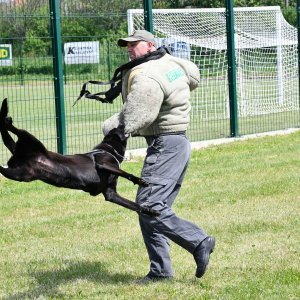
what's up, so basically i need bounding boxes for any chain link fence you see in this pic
[0,0,299,164]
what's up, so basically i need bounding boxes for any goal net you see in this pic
[127,6,299,119]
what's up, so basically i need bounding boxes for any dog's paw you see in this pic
[139,206,160,217]
[130,176,148,186]
[4,117,12,126]
[139,178,149,187]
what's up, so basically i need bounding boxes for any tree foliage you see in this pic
[153,0,297,26]
[154,0,297,8]
[0,0,297,58]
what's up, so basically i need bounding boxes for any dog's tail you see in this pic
[0,98,16,154]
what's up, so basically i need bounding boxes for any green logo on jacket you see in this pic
[165,67,185,83]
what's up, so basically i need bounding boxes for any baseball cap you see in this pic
[118,30,157,47]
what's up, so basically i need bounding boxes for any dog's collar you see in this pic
[86,149,121,167]
[102,143,124,161]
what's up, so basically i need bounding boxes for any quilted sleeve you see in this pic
[121,73,164,135]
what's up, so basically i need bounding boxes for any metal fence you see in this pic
[0,0,143,165]
[0,0,299,165]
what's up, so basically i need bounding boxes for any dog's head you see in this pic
[101,124,128,155]
[98,125,128,160]
[105,125,128,143]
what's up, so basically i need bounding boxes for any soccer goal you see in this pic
[127,6,299,119]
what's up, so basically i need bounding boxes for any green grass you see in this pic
[0,131,299,299]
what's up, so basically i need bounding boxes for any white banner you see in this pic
[64,41,99,65]
[0,44,12,66]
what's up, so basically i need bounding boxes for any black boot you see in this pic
[193,236,216,278]
[135,273,173,284]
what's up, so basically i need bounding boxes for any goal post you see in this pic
[127,6,299,119]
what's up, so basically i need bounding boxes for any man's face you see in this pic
[127,41,153,60]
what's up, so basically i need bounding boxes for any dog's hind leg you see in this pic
[0,119,16,154]
[96,163,148,186]
[0,101,33,142]
[4,118,48,155]
[0,99,16,154]
[103,187,159,216]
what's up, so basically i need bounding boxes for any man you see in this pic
[102,30,215,283]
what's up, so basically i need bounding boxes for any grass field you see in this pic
[0,131,299,299]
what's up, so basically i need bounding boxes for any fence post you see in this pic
[107,40,111,80]
[143,0,153,32]
[298,0,300,107]
[49,0,67,154]
[19,39,24,86]
[225,0,239,137]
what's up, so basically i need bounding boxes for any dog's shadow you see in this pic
[4,260,136,299]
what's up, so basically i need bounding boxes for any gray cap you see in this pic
[118,30,157,47]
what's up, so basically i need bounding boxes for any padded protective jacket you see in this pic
[102,53,200,136]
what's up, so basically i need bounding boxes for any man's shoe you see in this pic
[193,236,216,278]
[135,273,173,285]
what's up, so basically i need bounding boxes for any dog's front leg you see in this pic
[96,164,148,186]
[103,187,160,217]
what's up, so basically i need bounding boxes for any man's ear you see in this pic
[147,41,154,50]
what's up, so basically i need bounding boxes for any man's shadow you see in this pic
[3,259,137,299]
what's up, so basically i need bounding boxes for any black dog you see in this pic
[0,98,158,216]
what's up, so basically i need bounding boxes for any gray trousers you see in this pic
[136,133,207,277]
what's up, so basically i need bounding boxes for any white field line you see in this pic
[124,127,300,160]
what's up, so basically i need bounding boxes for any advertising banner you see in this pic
[0,44,12,66]
[64,41,99,65]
